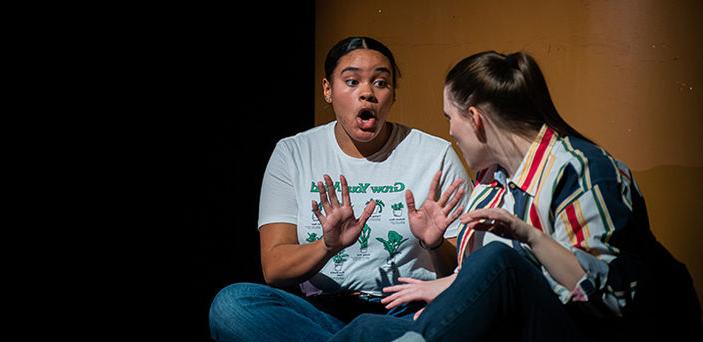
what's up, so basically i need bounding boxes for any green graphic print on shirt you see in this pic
[366,198,385,214]
[310,181,406,194]
[332,250,349,271]
[306,232,322,243]
[391,202,404,217]
[376,230,408,261]
[357,224,371,251]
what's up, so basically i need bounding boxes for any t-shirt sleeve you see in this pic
[440,145,472,238]
[258,141,298,229]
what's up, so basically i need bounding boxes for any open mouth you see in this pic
[358,109,376,121]
[356,109,377,130]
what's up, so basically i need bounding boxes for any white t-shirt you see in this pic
[258,121,471,296]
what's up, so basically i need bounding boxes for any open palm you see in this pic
[313,174,376,253]
[406,171,466,248]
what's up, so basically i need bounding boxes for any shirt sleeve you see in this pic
[439,145,473,238]
[258,141,298,229]
[549,170,636,315]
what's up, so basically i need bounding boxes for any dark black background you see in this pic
[172,3,315,340]
[65,3,314,339]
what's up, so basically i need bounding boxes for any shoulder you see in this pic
[552,135,632,191]
[397,124,452,152]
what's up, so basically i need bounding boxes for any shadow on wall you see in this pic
[634,165,703,312]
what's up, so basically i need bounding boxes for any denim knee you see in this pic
[476,241,519,258]
[462,242,525,272]
[209,283,265,327]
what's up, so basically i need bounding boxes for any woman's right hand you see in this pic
[313,174,376,253]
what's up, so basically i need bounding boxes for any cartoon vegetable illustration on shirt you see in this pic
[366,198,385,214]
[332,250,349,271]
[306,232,322,243]
[357,224,371,252]
[376,230,408,261]
[391,202,404,217]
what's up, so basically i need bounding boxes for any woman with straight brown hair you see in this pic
[330,51,701,341]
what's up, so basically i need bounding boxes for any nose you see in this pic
[359,83,378,103]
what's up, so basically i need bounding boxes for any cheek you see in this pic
[449,122,467,144]
[452,126,477,156]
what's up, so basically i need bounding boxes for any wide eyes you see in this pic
[343,78,390,88]
[373,79,388,88]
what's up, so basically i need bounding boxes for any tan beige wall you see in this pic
[315,0,703,305]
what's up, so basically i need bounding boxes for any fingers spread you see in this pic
[442,187,465,216]
[317,181,332,212]
[438,178,464,207]
[447,204,465,224]
[324,174,340,207]
[312,200,325,223]
[428,170,442,201]
[358,200,376,224]
[340,175,350,207]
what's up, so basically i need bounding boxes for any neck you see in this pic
[334,122,392,158]
[490,129,537,178]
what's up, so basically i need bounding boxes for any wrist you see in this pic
[526,228,545,247]
[321,239,338,254]
[419,237,444,251]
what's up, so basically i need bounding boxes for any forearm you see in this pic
[426,237,458,277]
[262,239,334,287]
[528,231,585,290]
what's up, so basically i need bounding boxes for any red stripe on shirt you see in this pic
[529,204,543,231]
[565,204,585,247]
[487,188,504,208]
[521,127,554,190]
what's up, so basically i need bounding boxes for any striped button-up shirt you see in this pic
[456,124,643,315]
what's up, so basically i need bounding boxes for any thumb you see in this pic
[405,190,416,213]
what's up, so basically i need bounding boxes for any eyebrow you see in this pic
[340,66,391,75]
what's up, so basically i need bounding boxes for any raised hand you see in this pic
[312,174,376,253]
[406,170,466,248]
[460,207,540,245]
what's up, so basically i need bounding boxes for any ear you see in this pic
[467,106,487,142]
[322,78,332,103]
[467,106,482,130]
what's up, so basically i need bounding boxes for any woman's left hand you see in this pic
[381,275,457,320]
[460,208,541,245]
[406,170,466,248]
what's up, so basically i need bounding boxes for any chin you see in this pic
[353,130,378,142]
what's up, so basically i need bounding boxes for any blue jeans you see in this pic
[209,282,420,341]
[329,242,588,342]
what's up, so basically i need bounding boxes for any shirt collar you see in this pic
[508,124,558,196]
